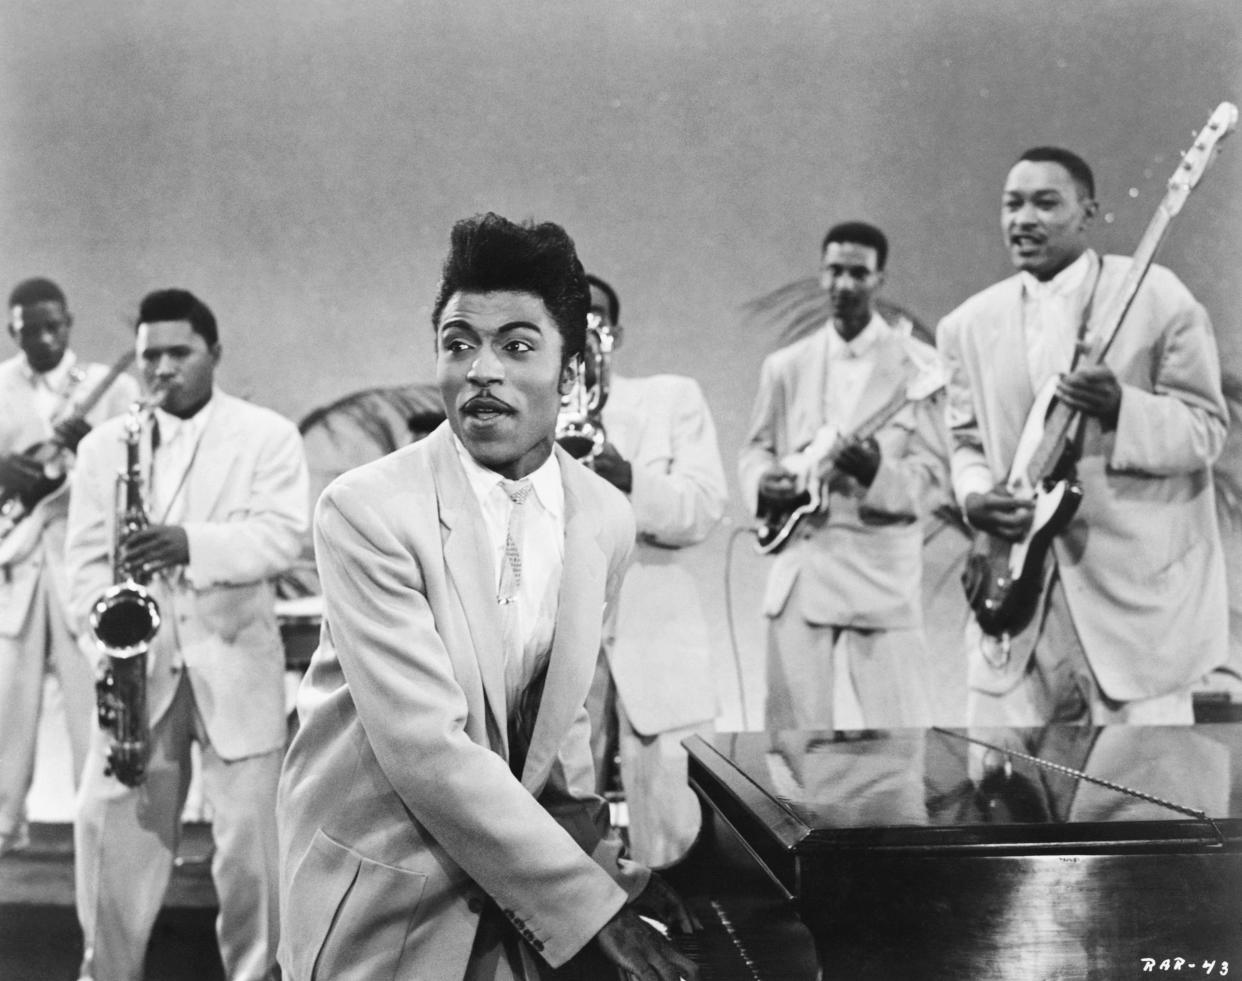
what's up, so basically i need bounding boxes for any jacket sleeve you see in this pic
[738,354,786,516]
[64,426,119,638]
[628,377,727,548]
[313,485,630,968]
[1109,294,1228,476]
[183,415,309,586]
[859,388,952,523]
[937,312,994,508]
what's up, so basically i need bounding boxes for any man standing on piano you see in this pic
[278,213,698,981]
[0,277,138,857]
[739,222,947,731]
[937,146,1229,726]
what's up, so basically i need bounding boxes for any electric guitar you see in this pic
[963,101,1238,639]
[0,349,136,563]
[754,365,946,555]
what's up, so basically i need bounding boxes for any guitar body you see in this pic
[754,483,822,555]
[964,476,1083,637]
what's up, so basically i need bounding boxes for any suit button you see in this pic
[467,897,484,914]
[532,939,544,952]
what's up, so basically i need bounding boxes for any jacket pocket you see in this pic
[290,829,428,981]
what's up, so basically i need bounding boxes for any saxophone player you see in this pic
[65,288,308,981]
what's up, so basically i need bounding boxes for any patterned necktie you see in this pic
[498,478,537,776]
[498,479,534,604]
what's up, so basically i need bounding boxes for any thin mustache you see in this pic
[463,392,514,413]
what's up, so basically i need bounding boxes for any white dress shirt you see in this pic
[150,393,217,527]
[19,350,81,426]
[454,437,564,704]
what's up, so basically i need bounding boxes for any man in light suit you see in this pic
[937,146,1229,725]
[0,277,139,856]
[277,215,697,981]
[579,273,727,869]
[66,288,308,981]
[739,221,946,731]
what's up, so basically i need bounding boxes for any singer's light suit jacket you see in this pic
[738,324,947,628]
[0,352,138,635]
[64,389,308,759]
[277,424,645,981]
[937,257,1229,700]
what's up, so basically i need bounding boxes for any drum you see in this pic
[275,595,323,672]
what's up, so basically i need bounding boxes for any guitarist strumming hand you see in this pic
[0,277,139,857]
[939,136,1233,728]
[740,221,948,732]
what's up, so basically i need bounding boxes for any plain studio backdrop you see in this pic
[2,0,1240,727]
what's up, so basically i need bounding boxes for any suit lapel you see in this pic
[429,429,511,750]
[791,327,831,449]
[186,393,236,520]
[520,455,605,791]
[846,330,909,433]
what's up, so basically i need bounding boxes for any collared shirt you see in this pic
[823,313,890,431]
[453,436,564,704]
[19,350,80,425]
[1019,248,1098,393]
[150,391,217,526]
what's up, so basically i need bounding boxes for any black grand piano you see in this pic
[673,724,1242,981]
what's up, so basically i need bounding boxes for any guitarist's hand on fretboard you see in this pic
[52,414,92,452]
[835,436,881,487]
[1056,365,1122,431]
[965,485,1035,543]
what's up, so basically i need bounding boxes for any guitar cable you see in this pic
[722,522,754,731]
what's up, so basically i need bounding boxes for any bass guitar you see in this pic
[754,364,946,555]
[964,101,1237,639]
[0,349,136,563]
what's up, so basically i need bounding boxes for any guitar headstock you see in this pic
[1166,101,1238,215]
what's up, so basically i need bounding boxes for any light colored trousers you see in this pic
[75,674,281,981]
[0,561,92,845]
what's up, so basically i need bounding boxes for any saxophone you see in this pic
[555,312,614,462]
[91,397,162,787]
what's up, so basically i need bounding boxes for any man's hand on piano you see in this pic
[630,872,701,934]
[594,905,701,981]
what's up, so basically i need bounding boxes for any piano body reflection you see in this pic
[682,725,1242,981]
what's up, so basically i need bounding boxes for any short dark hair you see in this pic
[821,221,889,271]
[136,288,219,347]
[1016,146,1096,200]
[9,277,67,309]
[585,274,621,326]
[431,213,588,365]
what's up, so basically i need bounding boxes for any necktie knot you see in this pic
[503,478,534,505]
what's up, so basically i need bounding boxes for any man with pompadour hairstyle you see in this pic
[278,213,698,981]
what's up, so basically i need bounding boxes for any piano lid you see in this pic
[687,724,1242,853]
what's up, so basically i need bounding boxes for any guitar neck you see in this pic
[1022,193,1178,486]
[819,387,916,474]
[65,350,136,421]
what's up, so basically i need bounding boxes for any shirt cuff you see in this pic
[952,455,993,511]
